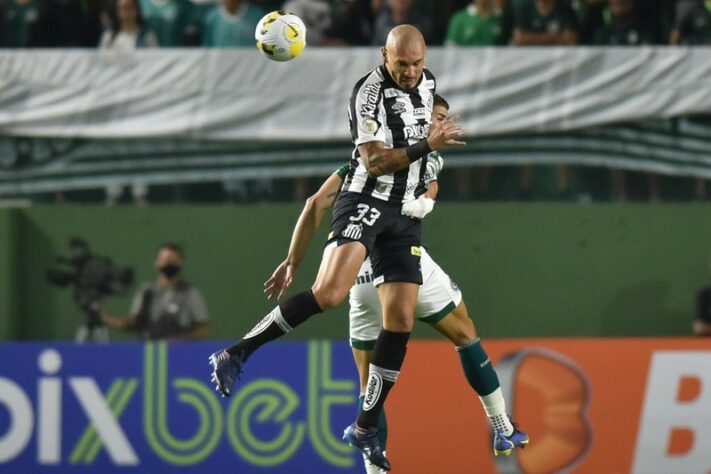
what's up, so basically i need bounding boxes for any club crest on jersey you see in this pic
[376,183,390,194]
[359,83,380,118]
[342,223,363,240]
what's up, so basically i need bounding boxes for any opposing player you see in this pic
[209,24,463,471]
[265,96,528,473]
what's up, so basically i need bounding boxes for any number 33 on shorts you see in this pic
[350,204,381,226]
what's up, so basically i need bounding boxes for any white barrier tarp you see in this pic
[0,47,710,141]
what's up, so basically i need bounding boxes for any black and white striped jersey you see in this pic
[343,65,436,204]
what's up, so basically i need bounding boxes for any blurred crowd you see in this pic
[2,0,710,205]
[1,0,710,50]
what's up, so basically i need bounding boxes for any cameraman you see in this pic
[101,244,209,340]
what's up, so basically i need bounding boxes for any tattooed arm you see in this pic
[358,118,464,177]
[264,173,344,299]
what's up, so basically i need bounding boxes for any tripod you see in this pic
[74,298,109,343]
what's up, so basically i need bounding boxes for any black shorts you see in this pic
[327,191,422,285]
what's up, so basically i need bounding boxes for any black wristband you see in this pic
[405,139,432,163]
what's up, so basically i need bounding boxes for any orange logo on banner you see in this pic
[389,338,711,474]
[495,349,592,474]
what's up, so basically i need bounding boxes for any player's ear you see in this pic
[381,47,388,65]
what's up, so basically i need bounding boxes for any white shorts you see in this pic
[348,247,463,350]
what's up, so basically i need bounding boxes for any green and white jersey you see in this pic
[446,4,503,46]
[138,0,199,46]
[1,0,44,47]
[202,3,265,47]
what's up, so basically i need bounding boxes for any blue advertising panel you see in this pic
[0,341,362,473]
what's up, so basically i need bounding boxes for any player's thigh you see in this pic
[312,241,367,309]
[377,282,419,332]
[415,251,475,345]
[415,250,463,323]
[349,277,382,352]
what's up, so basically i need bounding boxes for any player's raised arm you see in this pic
[355,28,464,178]
[264,171,344,300]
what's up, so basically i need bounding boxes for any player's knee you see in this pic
[311,285,348,310]
[383,312,414,332]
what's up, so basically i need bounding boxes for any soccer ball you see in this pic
[255,11,307,62]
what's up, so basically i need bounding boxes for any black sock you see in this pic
[356,329,410,429]
[226,290,322,359]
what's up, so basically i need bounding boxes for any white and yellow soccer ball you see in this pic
[255,11,307,62]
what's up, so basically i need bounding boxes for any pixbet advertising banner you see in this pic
[0,339,709,473]
[0,341,361,473]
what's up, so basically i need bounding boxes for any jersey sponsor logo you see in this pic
[404,123,429,140]
[359,84,380,118]
[361,118,380,135]
[411,246,422,257]
[362,372,383,411]
[244,311,275,338]
[355,271,374,286]
[342,223,363,240]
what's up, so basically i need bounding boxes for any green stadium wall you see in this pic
[0,204,708,341]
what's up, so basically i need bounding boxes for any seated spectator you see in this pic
[42,0,104,47]
[283,0,332,45]
[574,0,606,44]
[322,0,375,46]
[138,0,201,46]
[445,0,504,46]
[202,0,263,47]
[670,0,711,45]
[592,0,659,45]
[100,0,159,50]
[511,0,579,45]
[101,244,209,340]
[0,0,50,47]
[372,0,432,45]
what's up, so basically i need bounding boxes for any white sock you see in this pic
[479,387,514,436]
[362,451,387,474]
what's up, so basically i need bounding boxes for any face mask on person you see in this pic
[159,264,181,279]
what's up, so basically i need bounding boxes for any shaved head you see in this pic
[385,24,425,53]
[382,25,426,90]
